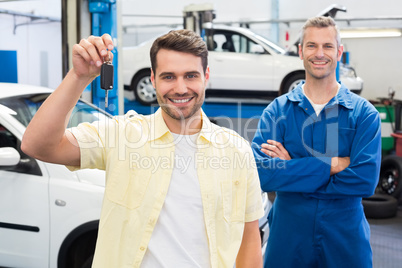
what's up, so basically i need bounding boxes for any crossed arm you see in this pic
[253,106,381,196]
[260,140,350,175]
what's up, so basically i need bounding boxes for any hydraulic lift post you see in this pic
[88,0,119,115]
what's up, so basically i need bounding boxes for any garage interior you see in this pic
[1,0,402,267]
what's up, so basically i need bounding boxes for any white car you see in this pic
[0,83,270,267]
[123,24,363,105]
[0,83,108,268]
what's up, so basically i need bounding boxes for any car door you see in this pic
[0,121,50,268]
[207,29,274,92]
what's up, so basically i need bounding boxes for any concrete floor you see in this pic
[369,206,402,268]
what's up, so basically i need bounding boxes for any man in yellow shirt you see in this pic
[22,30,264,267]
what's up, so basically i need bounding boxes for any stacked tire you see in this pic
[362,155,402,219]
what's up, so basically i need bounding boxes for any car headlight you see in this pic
[339,64,357,78]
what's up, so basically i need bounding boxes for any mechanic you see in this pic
[22,30,264,267]
[252,16,381,268]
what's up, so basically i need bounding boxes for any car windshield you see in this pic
[0,93,111,128]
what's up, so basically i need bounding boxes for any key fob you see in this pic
[101,62,114,90]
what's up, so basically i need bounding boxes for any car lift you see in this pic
[88,0,120,115]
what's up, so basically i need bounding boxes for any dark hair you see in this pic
[300,16,341,48]
[150,29,208,74]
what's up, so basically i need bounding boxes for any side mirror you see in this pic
[0,147,21,169]
[250,44,265,54]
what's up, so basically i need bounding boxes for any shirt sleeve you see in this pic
[317,111,381,197]
[65,118,116,171]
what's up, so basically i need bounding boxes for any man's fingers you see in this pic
[78,38,103,67]
[264,140,291,160]
[265,140,284,154]
[72,43,92,64]
[261,148,276,157]
[261,143,281,157]
[102,33,114,51]
[84,35,115,65]
[267,139,285,150]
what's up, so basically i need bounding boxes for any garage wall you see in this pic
[121,0,273,46]
[0,1,62,89]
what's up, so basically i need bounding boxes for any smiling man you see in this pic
[252,17,381,268]
[22,29,264,268]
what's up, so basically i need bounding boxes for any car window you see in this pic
[0,124,42,176]
[210,30,263,54]
[0,94,111,128]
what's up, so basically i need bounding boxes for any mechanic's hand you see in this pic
[330,157,350,175]
[261,140,291,160]
[71,34,114,80]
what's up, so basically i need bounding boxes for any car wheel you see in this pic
[377,155,402,199]
[131,70,157,105]
[282,73,305,94]
[362,194,398,219]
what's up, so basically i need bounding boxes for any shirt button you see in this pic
[235,180,240,185]
[140,246,146,251]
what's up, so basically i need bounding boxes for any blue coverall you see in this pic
[252,82,381,268]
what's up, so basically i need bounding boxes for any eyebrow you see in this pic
[158,71,201,77]
[158,72,174,78]
[305,41,335,46]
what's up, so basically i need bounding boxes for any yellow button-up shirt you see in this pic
[68,109,263,268]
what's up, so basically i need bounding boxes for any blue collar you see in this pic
[287,81,354,110]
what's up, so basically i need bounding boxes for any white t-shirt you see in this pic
[302,84,340,116]
[141,133,211,268]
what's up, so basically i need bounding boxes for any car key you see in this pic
[100,59,114,108]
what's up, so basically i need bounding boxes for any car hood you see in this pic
[74,169,106,187]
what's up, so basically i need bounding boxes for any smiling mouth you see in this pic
[169,97,193,104]
[311,60,328,65]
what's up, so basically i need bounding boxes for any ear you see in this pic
[298,43,303,60]
[150,68,156,88]
[204,66,210,87]
[337,44,344,62]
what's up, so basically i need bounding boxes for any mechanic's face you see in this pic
[299,26,343,81]
[151,49,209,131]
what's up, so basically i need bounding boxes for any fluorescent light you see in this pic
[340,29,402,38]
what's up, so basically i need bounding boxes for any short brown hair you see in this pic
[300,16,341,47]
[150,29,208,74]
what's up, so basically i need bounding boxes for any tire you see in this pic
[131,70,157,105]
[377,155,402,199]
[281,73,305,95]
[362,194,398,219]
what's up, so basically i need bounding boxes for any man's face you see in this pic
[151,49,209,123]
[299,26,343,81]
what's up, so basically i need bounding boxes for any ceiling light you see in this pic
[340,28,402,38]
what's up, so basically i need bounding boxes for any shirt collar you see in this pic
[287,80,354,110]
[150,108,171,141]
[149,108,215,143]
